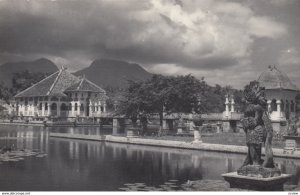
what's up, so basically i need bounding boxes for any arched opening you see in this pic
[75,103,78,111]
[60,103,68,117]
[50,103,57,116]
[61,103,68,111]
[271,99,277,112]
[80,103,84,112]
[39,103,42,110]
[45,103,48,110]
[51,103,57,111]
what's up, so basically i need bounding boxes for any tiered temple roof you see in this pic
[15,68,105,98]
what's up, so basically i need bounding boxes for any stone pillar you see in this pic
[19,104,22,116]
[267,100,271,113]
[96,102,100,117]
[277,100,281,118]
[112,118,119,135]
[231,97,235,112]
[225,95,229,117]
[89,100,93,117]
[103,103,106,113]
[85,101,94,116]
[71,102,75,117]
[57,100,61,117]
[48,101,51,116]
[98,101,102,115]
[28,104,32,116]
[42,102,45,116]
[77,101,80,116]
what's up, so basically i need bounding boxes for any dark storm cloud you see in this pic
[0,0,297,88]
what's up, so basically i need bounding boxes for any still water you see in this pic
[0,125,299,191]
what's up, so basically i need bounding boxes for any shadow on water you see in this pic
[0,125,299,191]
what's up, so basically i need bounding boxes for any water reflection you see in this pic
[0,125,300,191]
[50,126,112,135]
[0,125,48,152]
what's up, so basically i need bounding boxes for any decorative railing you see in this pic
[60,111,69,117]
[201,113,224,120]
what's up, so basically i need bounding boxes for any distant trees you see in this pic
[0,70,50,102]
[116,74,241,131]
[11,70,50,95]
[0,83,11,103]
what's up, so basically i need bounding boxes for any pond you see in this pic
[0,125,299,191]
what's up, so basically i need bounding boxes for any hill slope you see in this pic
[0,58,58,87]
[75,59,152,88]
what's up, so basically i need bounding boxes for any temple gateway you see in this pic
[14,67,108,119]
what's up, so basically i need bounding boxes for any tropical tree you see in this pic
[10,70,50,95]
[117,74,209,131]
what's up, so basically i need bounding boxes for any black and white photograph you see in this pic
[0,0,300,193]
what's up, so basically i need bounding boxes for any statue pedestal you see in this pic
[222,172,292,191]
[193,130,202,143]
[126,128,139,138]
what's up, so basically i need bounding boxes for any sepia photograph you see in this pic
[0,0,300,193]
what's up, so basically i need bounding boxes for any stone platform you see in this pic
[222,172,292,191]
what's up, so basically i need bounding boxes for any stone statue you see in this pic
[237,81,280,178]
[287,117,298,136]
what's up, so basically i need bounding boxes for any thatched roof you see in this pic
[258,66,299,91]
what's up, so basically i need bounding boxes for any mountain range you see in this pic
[74,59,152,88]
[0,58,152,89]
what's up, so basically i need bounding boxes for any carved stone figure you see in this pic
[237,81,280,178]
[287,117,298,136]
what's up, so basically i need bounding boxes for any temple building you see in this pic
[14,67,108,119]
[258,66,300,131]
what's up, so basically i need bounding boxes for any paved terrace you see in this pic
[49,132,300,159]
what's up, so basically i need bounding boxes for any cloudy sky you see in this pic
[0,0,299,88]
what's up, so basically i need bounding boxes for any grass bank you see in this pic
[141,132,285,149]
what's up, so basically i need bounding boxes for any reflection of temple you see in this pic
[1,126,48,152]
[257,66,300,131]
[14,67,107,119]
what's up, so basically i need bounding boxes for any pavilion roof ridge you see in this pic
[77,76,85,91]
[47,69,64,96]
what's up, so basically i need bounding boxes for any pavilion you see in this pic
[258,66,300,131]
[14,67,108,119]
